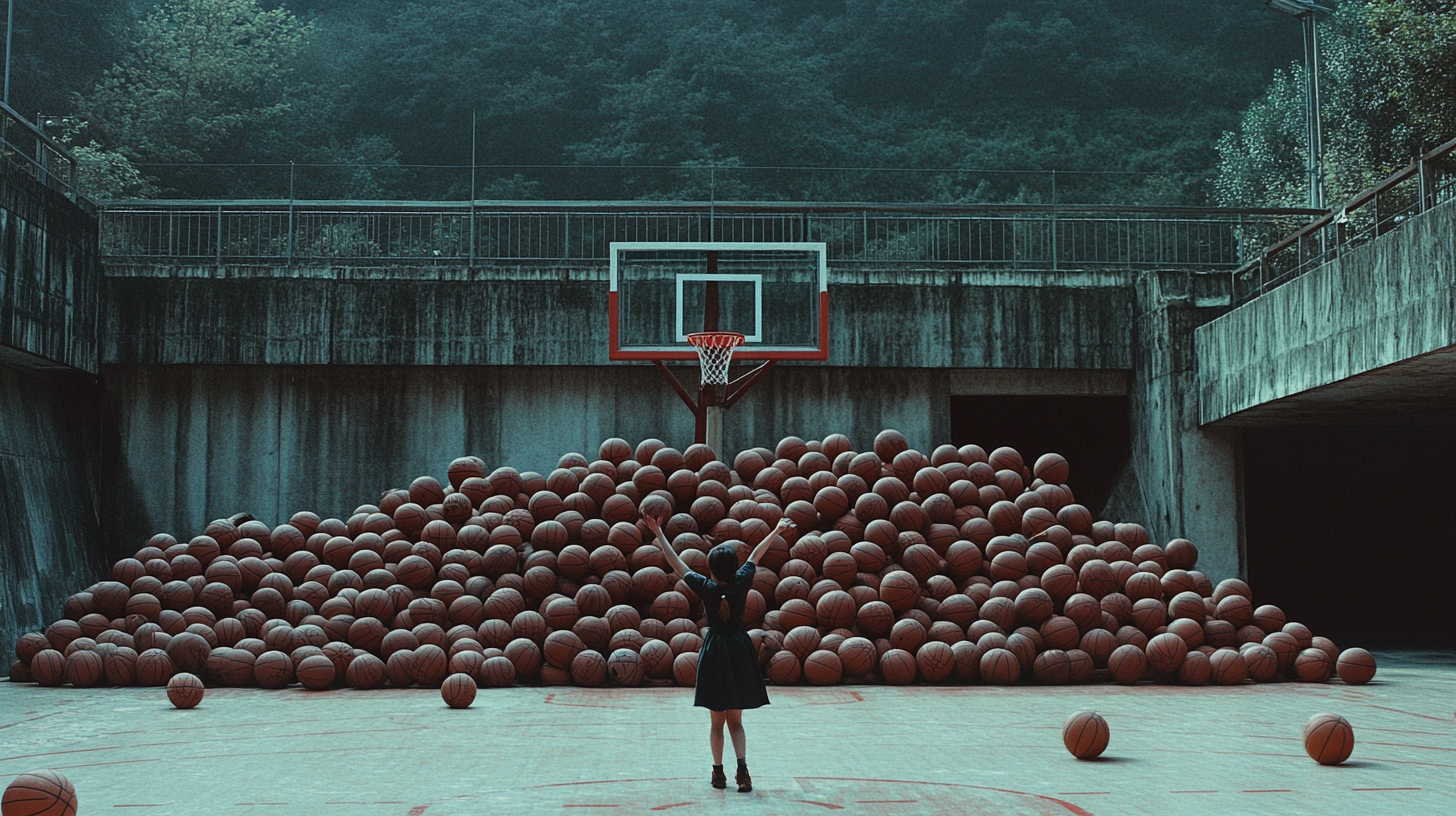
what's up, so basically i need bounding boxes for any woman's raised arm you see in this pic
[644,515,691,579]
[748,518,794,565]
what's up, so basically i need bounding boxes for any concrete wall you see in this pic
[1129,273,1243,581]
[0,167,101,372]
[101,363,994,545]
[0,363,107,666]
[1197,198,1456,424]
[102,264,1136,369]
[0,164,104,666]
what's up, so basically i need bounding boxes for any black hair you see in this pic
[707,544,738,584]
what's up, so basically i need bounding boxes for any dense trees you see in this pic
[15,0,1340,202]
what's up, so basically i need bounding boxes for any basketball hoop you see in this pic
[686,332,745,386]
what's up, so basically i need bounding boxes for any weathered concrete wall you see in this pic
[0,165,101,372]
[102,264,1136,370]
[100,363,1045,545]
[1130,272,1244,583]
[0,363,107,666]
[1197,198,1456,425]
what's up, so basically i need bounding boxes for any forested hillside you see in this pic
[16,0,1441,205]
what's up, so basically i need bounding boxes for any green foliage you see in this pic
[78,0,311,186]
[45,0,1316,202]
[1215,0,1456,209]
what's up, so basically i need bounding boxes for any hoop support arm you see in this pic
[651,360,701,415]
[722,360,777,409]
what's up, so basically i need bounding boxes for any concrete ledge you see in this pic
[1196,198,1456,425]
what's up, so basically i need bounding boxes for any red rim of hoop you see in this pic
[686,331,746,349]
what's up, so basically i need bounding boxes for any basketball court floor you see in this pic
[2,652,1451,815]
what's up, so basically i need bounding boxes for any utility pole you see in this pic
[1257,0,1332,209]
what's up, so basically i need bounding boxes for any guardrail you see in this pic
[99,201,1318,270]
[1233,135,1456,303]
[0,101,91,211]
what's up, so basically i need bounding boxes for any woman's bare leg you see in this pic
[710,710,727,765]
[726,709,746,760]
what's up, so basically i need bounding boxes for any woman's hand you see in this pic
[644,514,662,536]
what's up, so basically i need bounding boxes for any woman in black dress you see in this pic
[646,514,792,793]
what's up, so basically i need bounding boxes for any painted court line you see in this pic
[791,801,845,810]
[855,801,917,804]
[648,804,695,811]
[1242,789,1293,793]
[1353,787,1421,791]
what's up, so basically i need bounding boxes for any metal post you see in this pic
[704,400,723,454]
[216,205,223,265]
[3,0,12,106]
[709,167,716,242]
[470,111,477,264]
[1049,170,1058,271]
[287,161,295,265]
[1304,14,1324,210]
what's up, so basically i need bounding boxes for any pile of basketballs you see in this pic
[8,430,1377,703]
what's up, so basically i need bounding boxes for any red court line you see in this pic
[1170,790,1218,794]
[797,777,1095,816]
[791,801,845,810]
[542,694,630,709]
[1366,705,1452,723]
[648,804,695,811]
[1353,787,1421,791]
[1057,792,1110,795]
[49,759,161,771]
[855,801,916,804]
[1242,790,1293,793]
[112,805,168,808]
[1368,741,1456,752]
[407,806,430,816]
[234,803,288,806]
[0,712,61,730]
[532,778,693,789]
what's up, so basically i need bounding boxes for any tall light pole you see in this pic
[4,0,14,107]
[1258,0,1333,209]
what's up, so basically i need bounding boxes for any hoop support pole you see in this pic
[652,359,701,416]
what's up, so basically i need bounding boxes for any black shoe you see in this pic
[711,768,727,789]
[736,767,752,793]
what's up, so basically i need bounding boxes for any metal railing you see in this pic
[0,101,91,211]
[99,201,1318,271]
[1233,135,1456,303]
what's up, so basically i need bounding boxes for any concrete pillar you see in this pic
[1130,272,1245,583]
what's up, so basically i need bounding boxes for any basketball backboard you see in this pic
[608,242,828,361]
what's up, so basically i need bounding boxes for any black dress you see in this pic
[682,561,771,711]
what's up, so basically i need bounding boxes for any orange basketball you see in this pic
[1178,650,1211,685]
[1303,713,1354,765]
[345,653,385,689]
[1336,648,1376,685]
[979,647,1018,684]
[915,641,955,682]
[1209,648,1248,685]
[64,650,103,688]
[877,571,919,613]
[568,649,606,687]
[439,672,477,708]
[1062,710,1110,759]
[167,672,204,708]
[134,649,173,687]
[295,654,336,690]
[607,648,643,686]
[1294,648,1331,682]
[2,770,78,816]
[1145,632,1187,675]
[1032,649,1070,684]
[1243,644,1279,682]
[481,655,516,687]
[879,648,917,685]
[837,637,877,676]
[804,649,844,685]
[672,651,698,686]
[766,650,802,685]
[543,631,588,670]
[1107,644,1146,684]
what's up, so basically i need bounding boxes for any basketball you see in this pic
[878,648,916,685]
[2,770,78,816]
[441,672,477,707]
[1062,710,1110,759]
[608,646,643,684]
[1303,713,1355,765]
[543,630,587,669]
[915,641,954,682]
[803,649,844,685]
[1107,644,1146,684]
[167,672,205,708]
[1336,648,1377,684]
[1243,644,1279,682]
[295,654,336,690]
[565,649,605,686]
[1209,649,1248,685]
[836,637,876,676]
[979,647,1018,684]
[1294,648,1332,682]
[345,653,386,689]
[672,651,699,686]
[878,571,920,613]
[1178,650,1211,685]
[133,649,173,686]
[63,650,103,688]
[481,655,517,687]
[767,650,801,684]
[1145,632,1187,675]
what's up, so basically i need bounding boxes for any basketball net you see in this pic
[686,332,745,387]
